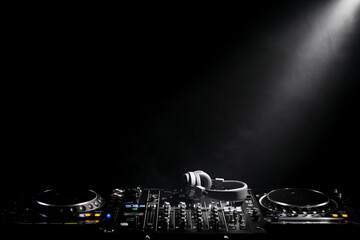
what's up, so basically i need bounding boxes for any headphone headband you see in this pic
[183,171,248,201]
[205,178,248,201]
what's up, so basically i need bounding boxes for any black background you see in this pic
[2,1,360,201]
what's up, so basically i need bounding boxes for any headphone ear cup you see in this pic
[183,171,197,197]
[194,171,212,189]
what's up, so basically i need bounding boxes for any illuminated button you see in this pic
[94,213,101,217]
[107,213,111,220]
[84,219,99,224]
[140,204,146,208]
[342,214,348,218]
[132,204,139,208]
[332,214,338,217]
[125,205,131,208]
[85,213,92,217]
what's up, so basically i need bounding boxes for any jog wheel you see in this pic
[259,188,338,215]
[35,188,105,218]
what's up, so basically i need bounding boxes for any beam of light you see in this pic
[277,0,360,97]
[252,0,360,141]
[222,0,360,176]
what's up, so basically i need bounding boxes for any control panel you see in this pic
[100,188,266,236]
[3,187,357,238]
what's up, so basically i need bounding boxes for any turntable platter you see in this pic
[259,188,338,215]
[35,189,104,213]
[267,188,330,208]
[36,189,97,207]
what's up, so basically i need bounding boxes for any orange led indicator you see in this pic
[342,214,348,218]
[94,213,101,217]
[85,220,99,224]
[85,213,91,217]
[332,214,338,217]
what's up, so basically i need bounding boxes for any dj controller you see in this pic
[1,171,359,239]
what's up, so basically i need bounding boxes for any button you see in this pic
[112,192,124,198]
[120,222,128,227]
[113,189,125,193]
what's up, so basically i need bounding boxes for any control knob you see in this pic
[252,208,260,221]
[179,202,187,229]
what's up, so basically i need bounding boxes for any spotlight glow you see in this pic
[279,0,360,97]
[255,0,360,124]
[250,0,360,154]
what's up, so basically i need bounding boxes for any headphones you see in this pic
[182,170,248,201]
